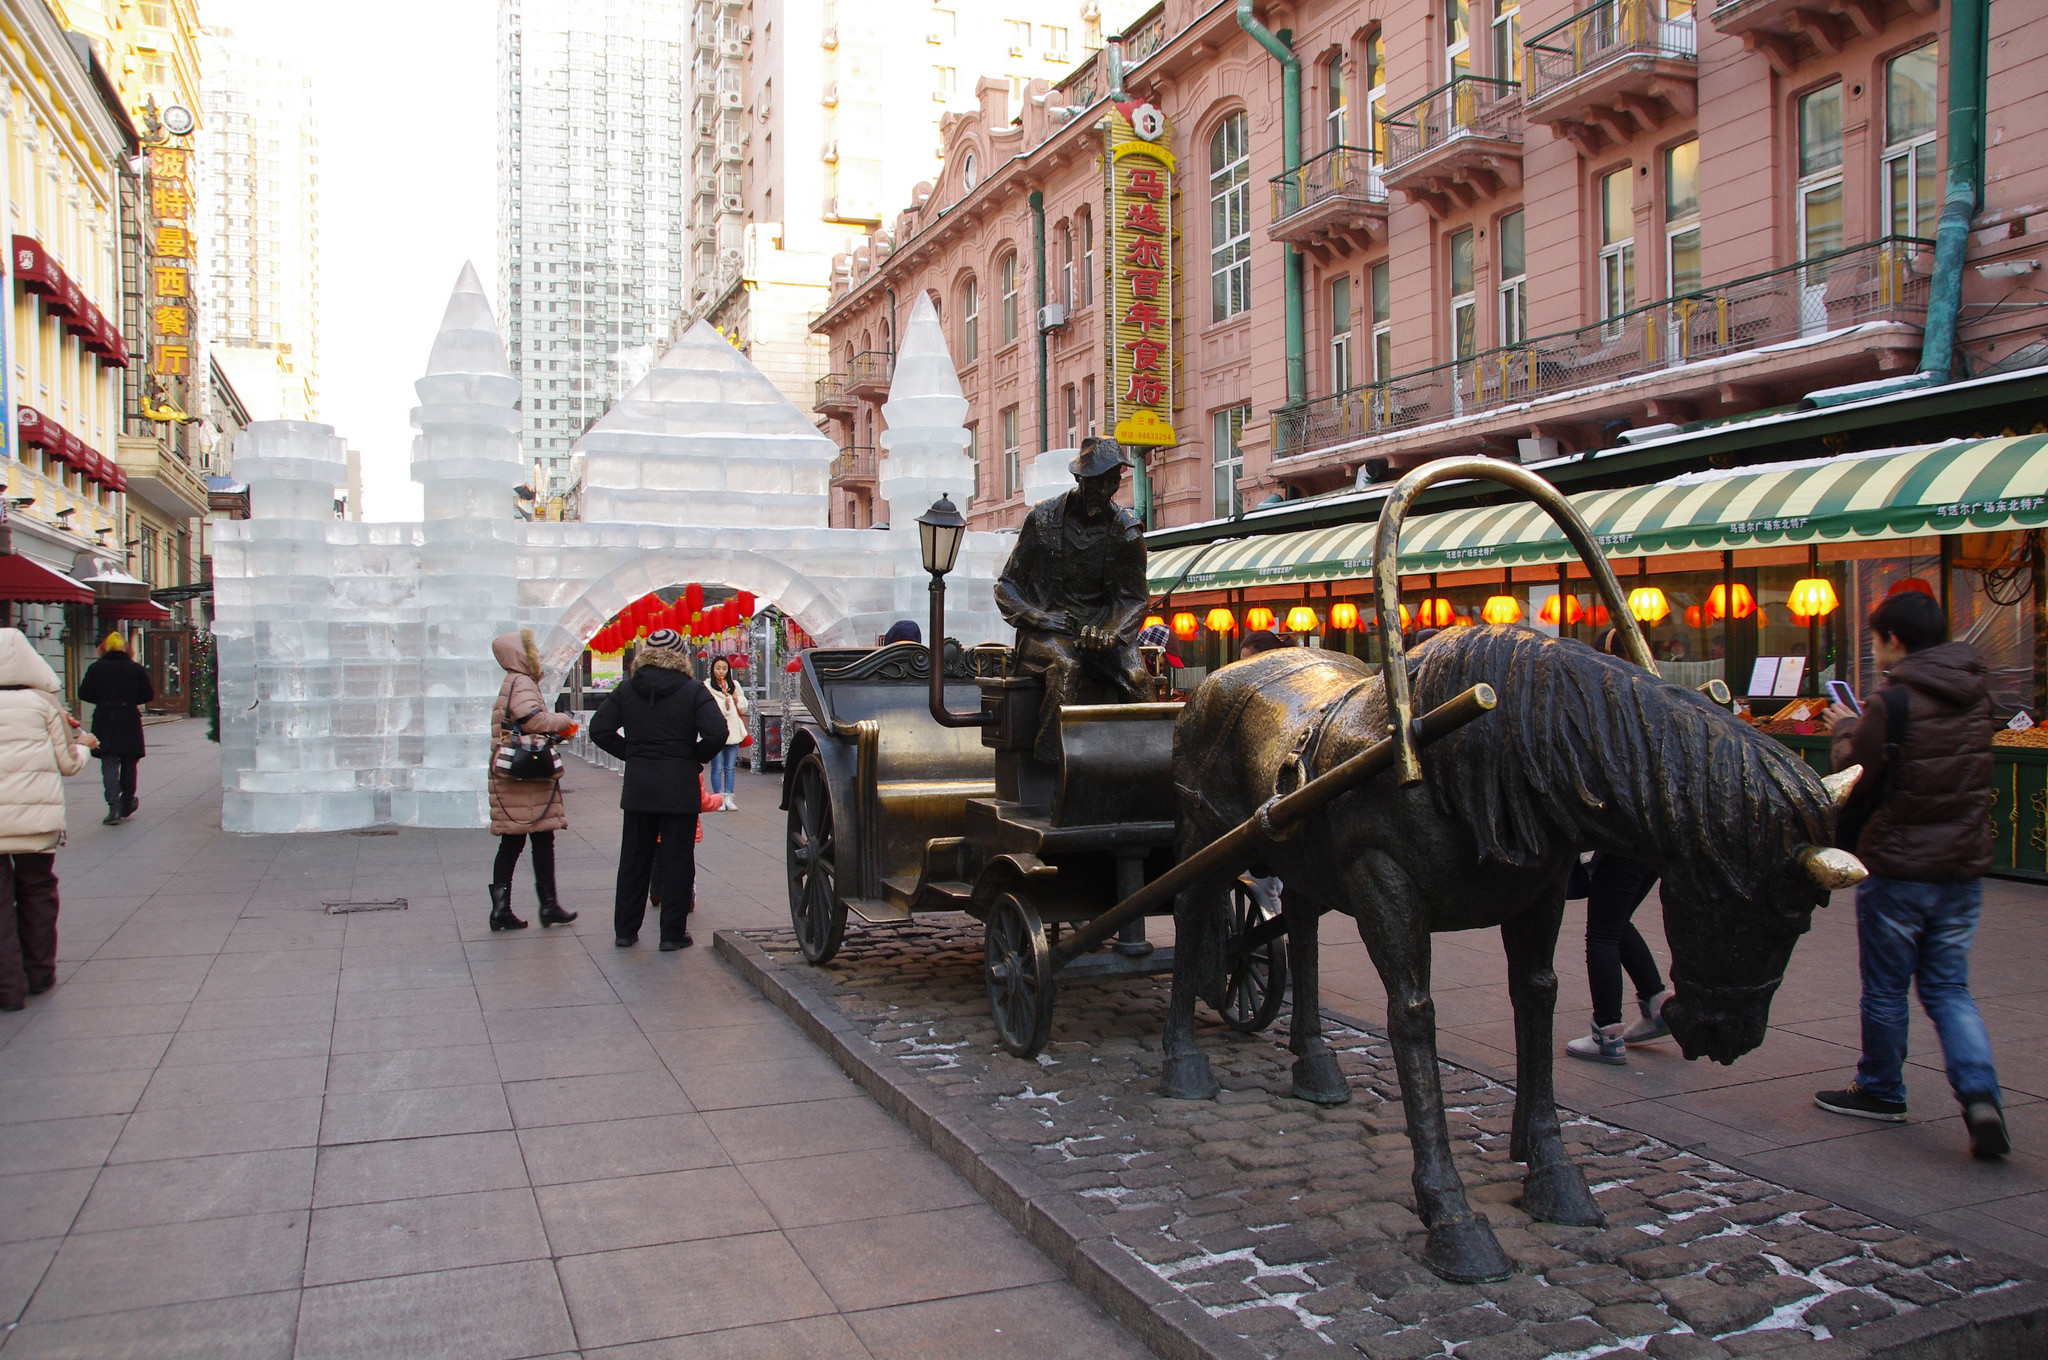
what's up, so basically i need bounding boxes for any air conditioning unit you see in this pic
[927,31,944,44]
[931,90,948,102]
[720,90,742,108]
[720,247,744,267]
[820,25,837,48]
[693,29,715,50]
[1037,303,1067,331]
[1516,437,1563,464]
[820,139,839,163]
[736,25,751,40]
[1007,45,1024,57]
[722,40,743,57]
[719,194,743,212]
[1044,50,1066,61]
[720,142,744,162]
[821,82,838,107]
[694,174,718,196]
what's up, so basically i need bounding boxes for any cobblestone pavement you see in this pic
[741,919,2045,1360]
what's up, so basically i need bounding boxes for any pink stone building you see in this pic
[814,0,2048,533]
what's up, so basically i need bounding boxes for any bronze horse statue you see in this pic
[1162,626,1865,1283]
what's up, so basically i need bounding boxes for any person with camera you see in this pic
[487,628,578,932]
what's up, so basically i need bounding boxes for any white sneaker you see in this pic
[723,794,736,811]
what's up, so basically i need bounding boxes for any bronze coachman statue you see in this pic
[993,437,1154,761]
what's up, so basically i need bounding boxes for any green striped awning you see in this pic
[1148,435,2048,593]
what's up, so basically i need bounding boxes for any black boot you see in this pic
[488,882,528,931]
[536,870,577,927]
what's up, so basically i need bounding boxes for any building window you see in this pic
[1491,0,1521,84]
[1325,55,1348,150]
[1370,261,1393,381]
[1797,83,1844,262]
[967,422,981,500]
[1330,274,1354,391]
[999,252,1019,343]
[1078,208,1094,307]
[1664,138,1701,295]
[1447,0,1472,80]
[1365,31,1388,164]
[1059,220,1074,309]
[1002,405,1022,496]
[1450,228,1477,361]
[1498,209,1527,345]
[1210,112,1252,321]
[1064,383,1078,447]
[1599,167,1636,324]
[140,526,159,586]
[962,276,979,360]
[1213,406,1248,519]
[1082,374,1097,437]
[1884,42,1938,238]
[1047,25,1069,54]
[961,151,978,189]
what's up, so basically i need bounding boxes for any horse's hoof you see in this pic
[1420,1217,1514,1284]
[1160,1051,1220,1101]
[1521,1160,1605,1227]
[1290,1052,1351,1106]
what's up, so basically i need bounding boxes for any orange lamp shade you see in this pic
[1205,607,1238,633]
[1787,578,1839,619]
[1414,598,1456,629]
[1481,595,1522,626]
[1627,586,1670,624]
[1537,593,1584,627]
[1588,603,1611,627]
[1171,611,1199,639]
[1683,603,1706,629]
[1285,605,1319,633]
[1397,602,1412,629]
[1709,582,1756,620]
[1450,614,1474,626]
[1143,614,1164,630]
[1328,601,1360,630]
[1245,606,1276,632]
[1887,576,1936,598]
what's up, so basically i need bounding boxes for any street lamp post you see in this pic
[916,495,989,728]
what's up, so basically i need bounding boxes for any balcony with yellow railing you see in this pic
[1267,146,1391,262]
[1382,76,1523,219]
[1271,237,1932,461]
[1525,0,1699,155]
[830,445,878,485]
[846,350,893,401]
[814,370,855,416]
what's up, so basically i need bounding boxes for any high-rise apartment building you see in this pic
[497,0,689,500]
[689,0,1153,417]
[196,24,319,423]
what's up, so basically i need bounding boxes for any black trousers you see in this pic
[615,810,697,943]
[0,854,57,1007]
[493,831,555,891]
[99,755,138,812]
[1584,852,1666,1026]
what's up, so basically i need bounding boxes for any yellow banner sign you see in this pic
[1104,102,1176,449]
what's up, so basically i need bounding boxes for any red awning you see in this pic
[0,555,95,604]
[52,431,79,467]
[98,597,171,622]
[56,281,93,335]
[11,236,58,296]
[100,458,127,491]
[15,405,57,450]
[95,314,129,368]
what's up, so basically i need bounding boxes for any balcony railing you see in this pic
[1384,76,1523,172]
[1270,145,1388,223]
[814,371,853,413]
[1528,0,1698,101]
[846,349,893,398]
[1272,237,1932,458]
[831,446,877,482]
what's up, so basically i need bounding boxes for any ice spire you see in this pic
[879,291,976,534]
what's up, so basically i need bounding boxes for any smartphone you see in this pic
[1825,679,1861,714]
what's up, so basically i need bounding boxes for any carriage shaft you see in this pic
[1051,682,1497,964]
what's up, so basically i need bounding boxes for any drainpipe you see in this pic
[1030,191,1049,454]
[1806,0,1986,408]
[1236,1,1307,413]
[884,287,898,357]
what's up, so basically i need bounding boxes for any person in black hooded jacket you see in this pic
[589,629,728,950]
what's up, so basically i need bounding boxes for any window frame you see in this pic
[1795,82,1845,264]
[1213,405,1250,520]
[1078,208,1094,307]
[1663,138,1702,297]
[1325,54,1348,151]
[1449,227,1478,362]
[1491,0,1521,86]
[999,252,1020,344]
[1497,209,1528,347]
[1330,274,1354,392]
[1882,41,1939,240]
[1598,167,1636,325]
[1365,31,1389,166]
[961,276,979,360]
[1001,405,1022,496]
[1370,261,1393,382]
[1209,111,1253,322]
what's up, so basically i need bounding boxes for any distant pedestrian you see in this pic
[77,632,151,826]
[487,629,578,933]
[590,629,726,951]
[704,656,749,812]
[1237,629,1287,659]
[1818,589,2008,1157]
[0,629,94,1011]
[882,619,922,645]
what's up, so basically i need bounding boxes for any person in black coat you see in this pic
[77,633,154,826]
[589,628,727,950]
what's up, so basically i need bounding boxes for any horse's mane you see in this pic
[1407,627,1831,903]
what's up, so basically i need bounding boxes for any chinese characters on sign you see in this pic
[1104,102,1176,449]
[149,143,194,380]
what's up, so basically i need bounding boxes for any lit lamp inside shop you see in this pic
[1627,586,1670,623]
[1142,614,1164,629]
[1285,605,1319,634]
[1787,578,1839,619]
[1709,582,1756,620]
[1328,602,1359,630]
[1539,593,1583,627]
[1414,598,1456,629]
[1887,577,1936,599]
[1205,607,1237,634]
[1171,611,1199,639]
[1244,606,1275,632]
[1481,595,1522,625]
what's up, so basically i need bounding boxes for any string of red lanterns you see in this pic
[586,586,761,656]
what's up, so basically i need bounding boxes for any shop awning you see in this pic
[98,597,172,623]
[11,235,58,296]
[0,555,95,604]
[15,406,57,451]
[1149,435,2048,592]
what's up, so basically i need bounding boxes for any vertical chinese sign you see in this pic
[148,144,195,385]
[1104,101,1176,454]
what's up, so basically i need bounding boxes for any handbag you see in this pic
[493,708,564,781]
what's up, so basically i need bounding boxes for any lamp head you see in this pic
[917,494,967,577]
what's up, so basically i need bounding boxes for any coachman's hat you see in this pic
[1069,436,1131,480]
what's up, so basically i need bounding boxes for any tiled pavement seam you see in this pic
[0,722,1155,1360]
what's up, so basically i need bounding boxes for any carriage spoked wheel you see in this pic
[785,754,847,964]
[985,892,1056,1059]
[1220,877,1289,1034]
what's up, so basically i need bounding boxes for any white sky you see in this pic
[201,0,500,520]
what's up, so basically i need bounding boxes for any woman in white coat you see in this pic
[703,655,749,811]
[0,628,94,1010]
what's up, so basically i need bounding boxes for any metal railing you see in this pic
[1384,75,1523,171]
[831,446,877,481]
[847,349,893,392]
[814,371,851,409]
[1269,145,1389,223]
[1272,236,1932,457]
[1528,0,1698,101]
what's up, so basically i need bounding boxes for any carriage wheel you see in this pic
[985,892,1056,1059]
[1221,877,1289,1034]
[785,754,847,964]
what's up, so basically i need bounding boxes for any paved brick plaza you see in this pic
[2,720,2043,1358]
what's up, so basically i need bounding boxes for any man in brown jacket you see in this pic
[1816,588,2007,1157]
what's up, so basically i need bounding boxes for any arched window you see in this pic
[999,251,1019,343]
[961,277,979,360]
[962,150,979,190]
[1076,207,1093,307]
[1324,55,1347,150]
[1058,220,1074,309]
[1210,113,1252,321]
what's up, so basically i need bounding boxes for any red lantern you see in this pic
[736,590,756,616]
[1887,577,1935,598]
[685,582,705,614]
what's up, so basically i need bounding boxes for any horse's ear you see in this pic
[1798,844,1867,891]
[1821,765,1861,808]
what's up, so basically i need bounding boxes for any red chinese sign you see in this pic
[1104,103,1176,448]
[148,142,195,379]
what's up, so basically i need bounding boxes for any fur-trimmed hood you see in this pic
[492,629,543,679]
[0,629,59,692]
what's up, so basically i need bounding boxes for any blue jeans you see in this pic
[1854,876,2001,1108]
[707,745,738,796]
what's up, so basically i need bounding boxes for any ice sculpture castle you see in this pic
[211,267,1007,833]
